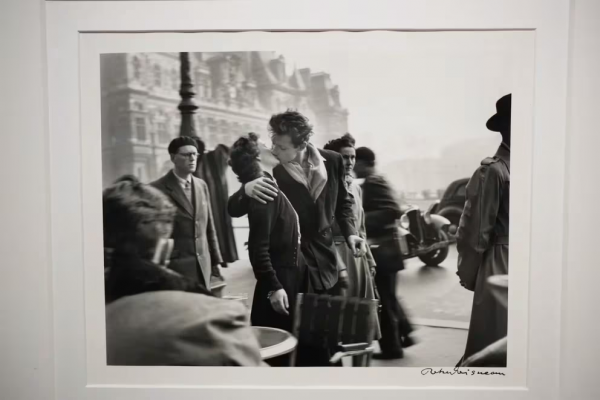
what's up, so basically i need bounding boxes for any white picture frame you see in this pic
[45,1,570,399]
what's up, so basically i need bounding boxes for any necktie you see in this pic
[183,181,193,205]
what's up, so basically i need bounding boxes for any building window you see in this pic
[220,121,229,140]
[133,56,142,81]
[196,118,204,136]
[137,167,145,183]
[207,119,218,147]
[135,117,147,141]
[205,79,213,99]
[235,123,245,138]
[171,69,179,90]
[157,122,170,143]
[153,65,161,87]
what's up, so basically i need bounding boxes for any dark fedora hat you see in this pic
[486,94,512,132]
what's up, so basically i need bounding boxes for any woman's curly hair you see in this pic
[103,177,176,259]
[323,133,356,153]
[229,132,263,184]
[268,109,314,147]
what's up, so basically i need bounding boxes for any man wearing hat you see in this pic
[152,137,223,291]
[456,94,511,366]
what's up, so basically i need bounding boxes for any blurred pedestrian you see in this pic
[456,94,511,366]
[106,290,265,366]
[151,137,223,292]
[355,146,415,360]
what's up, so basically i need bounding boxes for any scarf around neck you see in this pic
[281,143,328,201]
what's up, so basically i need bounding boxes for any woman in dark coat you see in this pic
[229,133,305,333]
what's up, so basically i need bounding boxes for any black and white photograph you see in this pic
[100,31,523,368]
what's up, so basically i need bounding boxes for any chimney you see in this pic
[269,55,286,82]
[299,68,311,90]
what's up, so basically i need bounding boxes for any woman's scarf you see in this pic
[281,143,328,201]
[344,173,354,191]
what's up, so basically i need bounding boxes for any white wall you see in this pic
[560,1,600,399]
[0,1,55,400]
[1,0,599,399]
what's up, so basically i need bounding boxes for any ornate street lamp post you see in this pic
[177,52,227,295]
[178,52,198,137]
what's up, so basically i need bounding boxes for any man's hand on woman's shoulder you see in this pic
[244,176,278,204]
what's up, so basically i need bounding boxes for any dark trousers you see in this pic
[374,271,413,355]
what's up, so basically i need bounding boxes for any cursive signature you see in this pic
[421,367,506,376]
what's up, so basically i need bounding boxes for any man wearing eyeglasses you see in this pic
[151,137,223,291]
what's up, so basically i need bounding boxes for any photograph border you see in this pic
[45,1,569,399]
[81,29,533,386]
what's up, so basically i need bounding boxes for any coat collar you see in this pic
[280,144,328,201]
[495,142,511,172]
[172,170,192,186]
[274,158,329,206]
[263,170,277,185]
[290,144,327,167]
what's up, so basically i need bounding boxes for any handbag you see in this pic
[368,229,405,273]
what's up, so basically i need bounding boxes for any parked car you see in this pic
[430,178,469,235]
[395,203,454,266]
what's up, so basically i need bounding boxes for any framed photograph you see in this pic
[45,0,569,399]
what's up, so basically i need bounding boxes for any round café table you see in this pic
[252,326,298,361]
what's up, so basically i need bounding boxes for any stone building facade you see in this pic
[101,52,348,187]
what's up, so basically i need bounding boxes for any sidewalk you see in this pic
[370,325,467,367]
